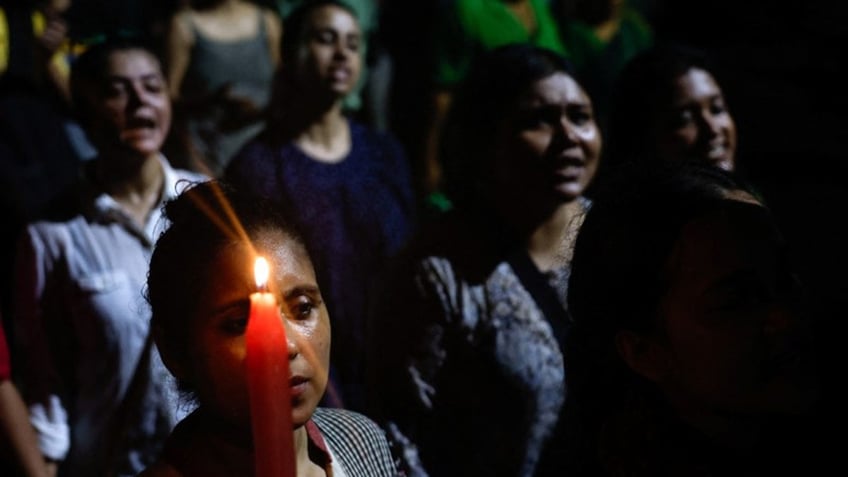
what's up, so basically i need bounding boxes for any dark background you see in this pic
[651,0,847,420]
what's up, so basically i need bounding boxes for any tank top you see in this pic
[181,8,276,175]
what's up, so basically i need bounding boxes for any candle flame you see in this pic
[254,256,269,291]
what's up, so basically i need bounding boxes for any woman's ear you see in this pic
[615,329,670,383]
[153,324,187,382]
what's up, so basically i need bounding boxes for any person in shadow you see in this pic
[538,160,826,476]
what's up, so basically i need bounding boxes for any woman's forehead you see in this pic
[664,203,780,288]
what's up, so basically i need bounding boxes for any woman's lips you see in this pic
[289,376,308,398]
[329,67,351,82]
[554,157,587,182]
[761,349,803,380]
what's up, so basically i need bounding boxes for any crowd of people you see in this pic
[0,1,840,476]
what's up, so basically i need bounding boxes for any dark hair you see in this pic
[441,43,579,208]
[69,35,163,128]
[570,160,757,334]
[146,179,312,393]
[606,43,719,169]
[561,160,763,471]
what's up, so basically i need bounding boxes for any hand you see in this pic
[44,458,58,477]
[214,84,263,131]
[36,15,68,59]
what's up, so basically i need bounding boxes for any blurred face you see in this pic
[181,228,331,433]
[649,202,816,419]
[82,49,171,159]
[45,0,71,14]
[654,67,737,171]
[493,72,602,205]
[294,5,362,97]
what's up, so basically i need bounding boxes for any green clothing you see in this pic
[559,8,652,73]
[557,7,653,128]
[434,0,567,87]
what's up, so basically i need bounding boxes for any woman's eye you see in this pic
[710,100,727,116]
[717,292,761,311]
[316,31,335,44]
[104,82,127,97]
[144,80,163,94]
[285,296,320,320]
[568,107,593,125]
[221,317,248,335]
[711,283,774,313]
[519,115,546,129]
[293,302,314,318]
[518,109,557,129]
[669,108,695,129]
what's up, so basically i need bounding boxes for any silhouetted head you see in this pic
[566,160,817,461]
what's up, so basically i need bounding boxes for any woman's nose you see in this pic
[698,111,723,140]
[557,116,580,146]
[333,41,349,60]
[284,322,300,358]
[763,302,795,336]
[127,82,147,109]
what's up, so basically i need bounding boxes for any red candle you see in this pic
[245,256,296,477]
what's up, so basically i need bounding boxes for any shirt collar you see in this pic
[87,154,183,243]
[305,419,333,467]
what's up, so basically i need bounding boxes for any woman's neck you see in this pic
[525,200,586,272]
[187,410,328,476]
[660,386,767,451]
[675,406,764,452]
[95,151,164,228]
[292,101,351,163]
[293,425,326,476]
[197,0,242,14]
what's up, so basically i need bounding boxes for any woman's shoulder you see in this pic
[311,408,398,475]
[312,407,385,437]
[224,135,286,175]
[348,121,406,160]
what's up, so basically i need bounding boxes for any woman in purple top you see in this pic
[225,0,415,413]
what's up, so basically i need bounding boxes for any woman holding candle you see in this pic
[139,179,399,477]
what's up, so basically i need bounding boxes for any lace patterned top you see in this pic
[369,198,589,477]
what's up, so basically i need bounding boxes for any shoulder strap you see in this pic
[256,6,267,36]
[506,249,570,354]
